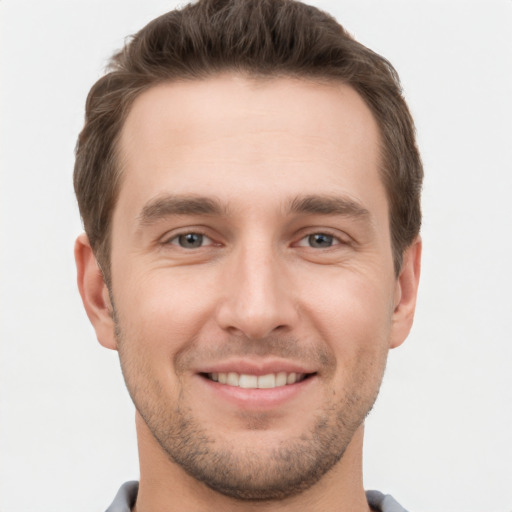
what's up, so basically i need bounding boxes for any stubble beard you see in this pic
[135,394,367,501]
[113,312,387,502]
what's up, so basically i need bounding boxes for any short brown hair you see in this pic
[74,0,422,283]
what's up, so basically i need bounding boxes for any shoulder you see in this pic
[366,490,410,512]
[105,481,139,512]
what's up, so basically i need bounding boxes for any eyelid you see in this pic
[293,230,350,248]
[170,233,213,247]
[160,227,218,247]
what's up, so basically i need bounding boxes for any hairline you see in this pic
[96,71,402,285]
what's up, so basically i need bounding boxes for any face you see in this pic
[77,74,420,501]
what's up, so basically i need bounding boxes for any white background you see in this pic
[1,1,511,511]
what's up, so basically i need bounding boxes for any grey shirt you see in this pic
[105,481,409,512]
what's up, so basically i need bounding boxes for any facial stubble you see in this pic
[112,303,388,502]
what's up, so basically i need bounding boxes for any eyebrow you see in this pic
[137,195,227,227]
[136,193,370,229]
[287,194,370,219]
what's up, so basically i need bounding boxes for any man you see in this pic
[73,0,422,510]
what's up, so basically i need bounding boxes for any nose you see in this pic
[215,241,298,340]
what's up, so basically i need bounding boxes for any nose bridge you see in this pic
[216,234,296,339]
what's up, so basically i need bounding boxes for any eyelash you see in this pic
[165,231,215,249]
[163,230,348,250]
[295,232,346,249]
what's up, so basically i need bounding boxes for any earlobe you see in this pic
[74,233,118,350]
[390,236,422,349]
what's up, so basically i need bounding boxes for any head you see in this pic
[74,0,422,505]
[74,0,422,286]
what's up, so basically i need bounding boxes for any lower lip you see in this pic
[198,374,316,410]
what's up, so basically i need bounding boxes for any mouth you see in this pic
[201,371,314,389]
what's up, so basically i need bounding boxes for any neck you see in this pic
[133,413,370,512]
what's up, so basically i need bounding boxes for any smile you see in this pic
[205,372,309,389]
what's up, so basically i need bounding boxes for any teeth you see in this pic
[239,374,258,388]
[227,372,239,386]
[258,373,276,389]
[276,372,287,386]
[208,372,307,389]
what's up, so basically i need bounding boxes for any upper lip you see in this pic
[196,358,317,376]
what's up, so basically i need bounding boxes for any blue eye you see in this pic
[170,233,211,248]
[305,233,335,248]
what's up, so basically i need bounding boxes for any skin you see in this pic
[75,74,421,512]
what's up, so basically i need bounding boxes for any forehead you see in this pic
[116,74,384,221]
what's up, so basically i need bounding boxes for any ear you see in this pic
[74,233,118,350]
[389,236,422,349]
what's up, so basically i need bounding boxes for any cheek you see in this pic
[300,269,395,347]
[114,270,220,352]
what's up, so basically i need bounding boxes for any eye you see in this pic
[169,232,213,249]
[296,233,339,248]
